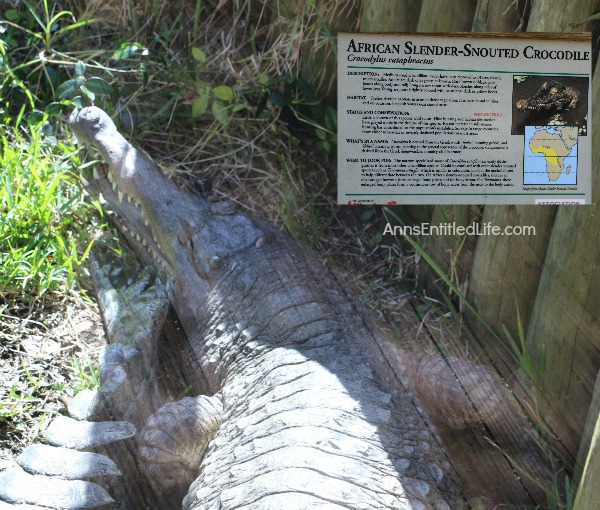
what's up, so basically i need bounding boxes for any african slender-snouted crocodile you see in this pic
[0,107,555,509]
[516,79,579,112]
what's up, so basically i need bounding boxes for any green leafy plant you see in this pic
[262,74,337,159]
[190,46,245,127]
[54,60,113,109]
[0,0,98,115]
[0,109,93,303]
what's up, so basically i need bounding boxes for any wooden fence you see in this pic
[275,0,600,505]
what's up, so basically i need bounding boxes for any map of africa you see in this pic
[523,126,578,185]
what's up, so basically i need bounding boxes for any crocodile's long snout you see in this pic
[68,107,210,273]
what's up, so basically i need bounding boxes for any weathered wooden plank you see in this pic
[418,205,479,304]
[472,0,527,32]
[467,204,556,348]
[573,370,600,509]
[574,369,600,486]
[528,0,592,31]
[359,0,422,32]
[378,300,552,507]
[417,0,478,31]
[466,0,571,348]
[524,54,599,460]
[465,0,593,464]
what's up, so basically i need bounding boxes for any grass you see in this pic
[0,112,93,305]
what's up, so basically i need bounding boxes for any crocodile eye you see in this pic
[209,256,223,271]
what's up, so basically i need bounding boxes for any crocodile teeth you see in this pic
[142,239,148,247]
[112,180,117,192]
[93,167,100,179]
[127,195,132,203]
[118,191,124,203]
[80,175,90,186]
[107,171,114,183]
[144,219,150,227]
[135,234,142,242]
[98,193,107,205]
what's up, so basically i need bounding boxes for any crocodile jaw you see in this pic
[69,107,267,327]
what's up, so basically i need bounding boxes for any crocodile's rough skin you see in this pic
[516,80,579,112]
[83,106,466,509]
[0,106,561,509]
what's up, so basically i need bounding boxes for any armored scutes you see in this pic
[0,107,555,509]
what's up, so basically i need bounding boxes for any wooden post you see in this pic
[472,0,527,32]
[467,0,591,370]
[411,1,480,293]
[574,414,600,509]
[523,50,598,459]
[417,0,478,32]
[360,0,422,32]
[528,0,592,31]
[573,369,600,508]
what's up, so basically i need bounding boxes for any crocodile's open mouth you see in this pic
[82,163,169,271]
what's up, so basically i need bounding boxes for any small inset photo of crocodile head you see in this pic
[511,75,589,136]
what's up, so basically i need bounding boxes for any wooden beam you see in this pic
[360,0,422,32]
[573,370,600,509]
[417,0,478,31]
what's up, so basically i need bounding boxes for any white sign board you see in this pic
[337,33,591,205]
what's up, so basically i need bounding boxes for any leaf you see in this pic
[295,77,313,97]
[5,9,19,21]
[112,43,143,61]
[56,78,83,99]
[192,95,209,118]
[360,208,375,222]
[27,111,45,127]
[192,85,210,118]
[44,102,64,116]
[74,61,86,77]
[211,100,230,127]
[71,96,84,109]
[80,84,95,102]
[191,47,207,63]
[258,73,269,86]
[232,103,247,113]
[212,85,235,102]
[45,66,58,85]
[83,77,112,95]
[269,91,286,106]
[315,128,326,141]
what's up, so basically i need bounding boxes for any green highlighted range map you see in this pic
[524,126,578,185]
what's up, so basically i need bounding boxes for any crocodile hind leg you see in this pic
[0,251,221,509]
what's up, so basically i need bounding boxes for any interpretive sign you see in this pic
[337,32,591,205]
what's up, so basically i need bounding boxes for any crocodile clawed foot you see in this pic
[139,394,223,506]
[0,390,134,509]
[0,252,174,509]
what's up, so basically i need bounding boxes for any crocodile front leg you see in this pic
[139,394,222,506]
